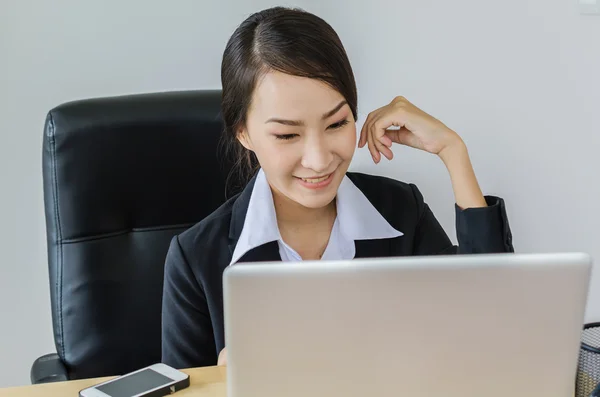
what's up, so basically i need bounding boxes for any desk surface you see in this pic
[0,366,226,397]
[0,365,583,397]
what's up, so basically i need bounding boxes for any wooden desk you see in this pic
[0,366,226,397]
[0,365,582,397]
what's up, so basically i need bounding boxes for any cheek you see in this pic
[334,126,357,160]
[253,140,299,174]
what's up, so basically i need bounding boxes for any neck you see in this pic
[270,187,336,228]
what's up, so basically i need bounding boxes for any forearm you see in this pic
[438,138,487,210]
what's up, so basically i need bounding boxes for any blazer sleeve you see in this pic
[161,236,218,369]
[411,184,514,255]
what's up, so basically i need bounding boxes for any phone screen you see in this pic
[96,368,174,397]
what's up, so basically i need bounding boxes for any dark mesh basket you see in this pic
[577,323,600,397]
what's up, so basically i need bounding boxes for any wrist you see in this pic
[438,135,467,167]
[437,135,487,209]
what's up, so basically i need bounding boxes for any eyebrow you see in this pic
[265,100,348,126]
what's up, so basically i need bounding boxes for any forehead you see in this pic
[249,70,346,119]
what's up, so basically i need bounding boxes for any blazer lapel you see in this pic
[354,238,394,259]
[236,241,282,263]
[228,175,256,256]
[227,175,282,263]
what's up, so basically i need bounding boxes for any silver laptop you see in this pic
[223,253,592,397]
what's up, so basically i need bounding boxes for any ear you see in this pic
[236,127,253,151]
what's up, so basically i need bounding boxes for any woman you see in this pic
[161,6,513,369]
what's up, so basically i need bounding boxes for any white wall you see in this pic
[1,0,599,388]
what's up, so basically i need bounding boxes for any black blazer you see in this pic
[161,172,513,369]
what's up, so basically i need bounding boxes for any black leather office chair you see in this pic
[31,90,241,383]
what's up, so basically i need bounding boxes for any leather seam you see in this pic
[48,113,65,360]
[61,224,196,244]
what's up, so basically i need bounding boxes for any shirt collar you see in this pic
[335,175,403,241]
[230,169,402,265]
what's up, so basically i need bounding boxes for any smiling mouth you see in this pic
[300,174,331,184]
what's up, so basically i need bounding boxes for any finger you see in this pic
[367,120,379,163]
[374,110,408,144]
[373,127,394,160]
[359,111,375,148]
[373,123,394,161]
[376,138,394,160]
[367,109,387,163]
[389,128,423,150]
[358,112,373,148]
[379,133,393,147]
[360,105,387,148]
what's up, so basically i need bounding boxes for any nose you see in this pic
[300,134,334,173]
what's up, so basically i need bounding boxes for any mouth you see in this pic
[295,172,335,190]
[300,175,331,183]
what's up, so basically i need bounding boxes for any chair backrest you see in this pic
[42,90,239,379]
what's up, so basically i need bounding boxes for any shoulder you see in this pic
[179,196,236,243]
[173,193,238,270]
[346,172,426,227]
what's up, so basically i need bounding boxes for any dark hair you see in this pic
[220,6,358,187]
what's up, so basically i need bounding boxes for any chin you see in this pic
[296,195,336,210]
[292,184,339,210]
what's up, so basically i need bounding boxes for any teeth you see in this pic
[302,175,329,183]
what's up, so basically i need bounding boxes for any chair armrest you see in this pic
[31,353,69,384]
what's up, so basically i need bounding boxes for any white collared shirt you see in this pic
[230,169,403,265]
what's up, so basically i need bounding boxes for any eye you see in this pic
[274,134,298,141]
[328,119,350,130]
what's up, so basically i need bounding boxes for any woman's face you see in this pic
[238,70,356,210]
